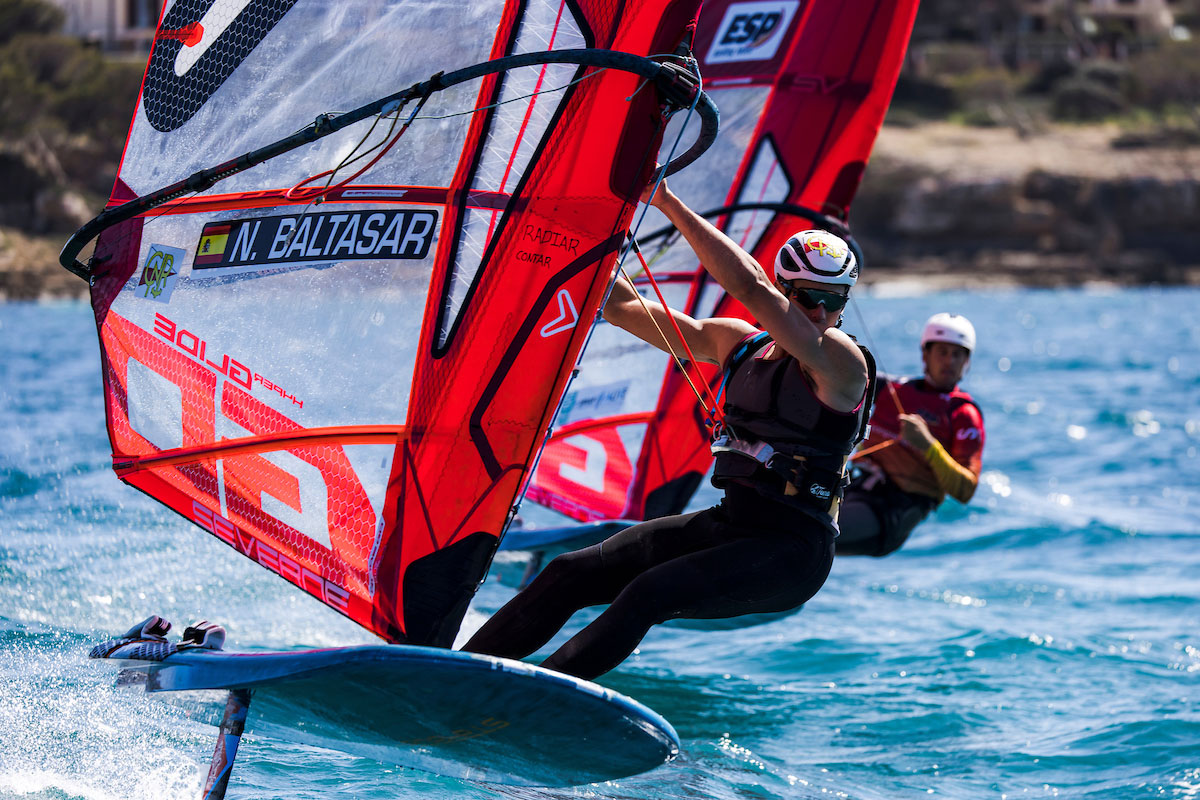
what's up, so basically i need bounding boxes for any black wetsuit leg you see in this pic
[465,487,834,680]
[836,473,937,557]
[836,494,883,554]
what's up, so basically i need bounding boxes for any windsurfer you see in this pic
[464,179,871,679]
[836,314,985,556]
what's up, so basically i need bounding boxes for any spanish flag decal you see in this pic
[194,222,231,266]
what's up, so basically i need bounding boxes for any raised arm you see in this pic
[646,182,867,410]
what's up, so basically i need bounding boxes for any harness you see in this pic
[900,378,983,422]
[710,333,877,517]
[708,330,772,434]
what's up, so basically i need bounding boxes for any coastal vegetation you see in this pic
[0,0,142,221]
[890,37,1200,141]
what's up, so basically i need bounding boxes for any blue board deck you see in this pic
[111,644,678,787]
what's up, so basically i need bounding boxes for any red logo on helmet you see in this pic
[802,236,847,260]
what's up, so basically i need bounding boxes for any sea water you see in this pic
[1,287,1197,800]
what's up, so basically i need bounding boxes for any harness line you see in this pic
[848,438,896,459]
[622,239,725,425]
[844,292,911,462]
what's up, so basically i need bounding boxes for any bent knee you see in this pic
[538,545,603,584]
[875,508,927,556]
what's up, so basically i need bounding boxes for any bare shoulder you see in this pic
[813,327,869,409]
[824,327,868,369]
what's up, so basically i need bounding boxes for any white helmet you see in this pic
[921,313,976,353]
[774,230,858,288]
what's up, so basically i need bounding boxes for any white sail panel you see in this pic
[120,0,506,195]
[111,204,437,429]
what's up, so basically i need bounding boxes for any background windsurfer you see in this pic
[464,180,870,679]
[837,314,986,557]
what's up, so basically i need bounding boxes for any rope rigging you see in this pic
[60,48,720,282]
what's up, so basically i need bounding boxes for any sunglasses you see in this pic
[777,280,849,312]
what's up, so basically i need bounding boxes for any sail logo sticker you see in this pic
[558,435,608,492]
[193,210,438,270]
[171,0,257,77]
[558,382,630,425]
[191,500,350,613]
[528,426,636,522]
[153,312,302,407]
[137,244,186,303]
[540,289,579,337]
[705,1,800,64]
[143,0,300,132]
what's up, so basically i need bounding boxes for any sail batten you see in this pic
[113,425,407,473]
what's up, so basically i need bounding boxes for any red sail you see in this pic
[526,0,919,523]
[83,0,706,646]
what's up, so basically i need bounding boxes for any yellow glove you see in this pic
[924,438,978,504]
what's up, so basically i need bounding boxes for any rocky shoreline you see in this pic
[0,227,84,300]
[850,123,1200,288]
[2,122,1197,301]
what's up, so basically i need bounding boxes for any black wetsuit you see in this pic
[463,483,833,679]
[464,334,868,680]
[835,465,938,556]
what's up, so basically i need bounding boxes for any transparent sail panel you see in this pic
[726,136,792,253]
[121,0,506,194]
[639,85,771,232]
[527,280,692,519]
[113,203,437,429]
[438,0,587,348]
